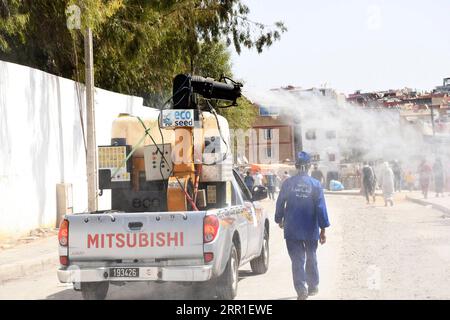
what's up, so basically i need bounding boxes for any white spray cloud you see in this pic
[367,4,383,31]
[243,88,439,170]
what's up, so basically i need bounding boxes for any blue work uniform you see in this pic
[275,172,330,295]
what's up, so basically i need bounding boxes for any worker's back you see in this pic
[276,173,327,241]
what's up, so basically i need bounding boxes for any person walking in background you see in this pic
[244,171,255,191]
[418,159,432,199]
[433,158,445,198]
[281,171,291,184]
[266,170,276,200]
[392,160,402,192]
[362,161,377,204]
[275,152,330,300]
[380,162,395,206]
[254,170,264,187]
[311,164,325,185]
[275,172,282,197]
[404,170,415,192]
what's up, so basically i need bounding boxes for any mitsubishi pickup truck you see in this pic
[57,169,269,300]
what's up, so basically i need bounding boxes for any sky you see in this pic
[231,0,450,94]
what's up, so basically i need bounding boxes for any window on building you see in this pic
[264,128,273,140]
[259,106,279,116]
[328,153,336,162]
[305,129,316,140]
[326,130,336,139]
[265,146,272,158]
[312,154,320,161]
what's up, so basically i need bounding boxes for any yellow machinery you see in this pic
[98,74,242,213]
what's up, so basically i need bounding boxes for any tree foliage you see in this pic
[0,0,285,125]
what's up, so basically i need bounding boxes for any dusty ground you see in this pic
[0,194,449,300]
[330,194,450,299]
[237,194,450,300]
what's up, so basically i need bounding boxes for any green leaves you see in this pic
[218,96,258,130]
[0,0,284,126]
[0,0,28,51]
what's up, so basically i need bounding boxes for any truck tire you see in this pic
[216,243,239,300]
[80,282,109,300]
[250,228,269,275]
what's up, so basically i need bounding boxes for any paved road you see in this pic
[1,194,450,300]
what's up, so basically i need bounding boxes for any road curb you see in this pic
[0,252,58,284]
[324,190,383,196]
[405,195,450,216]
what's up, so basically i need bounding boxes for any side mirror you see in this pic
[252,186,268,202]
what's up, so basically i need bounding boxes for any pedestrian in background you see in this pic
[433,158,444,198]
[244,171,255,191]
[266,170,276,200]
[311,164,325,185]
[275,172,282,197]
[362,161,377,204]
[404,170,415,192]
[254,170,264,187]
[392,160,402,192]
[418,159,432,199]
[275,151,330,300]
[281,171,290,184]
[380,162,395,206]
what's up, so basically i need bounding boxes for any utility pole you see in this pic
[84,27,98,212]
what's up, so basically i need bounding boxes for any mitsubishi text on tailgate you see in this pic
[57,169,269,300]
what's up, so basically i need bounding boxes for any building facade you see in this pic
[241,104,297,165]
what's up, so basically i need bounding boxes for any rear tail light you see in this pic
[204,252,214,263]
[203,215,219,243]
[59,256,69,266]
[58,219,69,247]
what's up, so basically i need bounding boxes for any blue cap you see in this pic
[296,151,311,165]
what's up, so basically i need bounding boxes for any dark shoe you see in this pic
[297,292,308,300]
[308,286,319,296]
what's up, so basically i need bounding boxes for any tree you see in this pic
[189,41,257,129]
[0,1,285,125]
[0,1,28,52]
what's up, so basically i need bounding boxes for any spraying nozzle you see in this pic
[172,74,242,110]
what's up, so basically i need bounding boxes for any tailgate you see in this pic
[67,211,206,261]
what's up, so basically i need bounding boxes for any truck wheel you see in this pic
[80,282,109,300]
[250,228,269,275]
[216,243,239,300]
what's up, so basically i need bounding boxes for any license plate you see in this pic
[110,267,139,278]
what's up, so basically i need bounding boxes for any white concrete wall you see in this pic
[0,60,150,238]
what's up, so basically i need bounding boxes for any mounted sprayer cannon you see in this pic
[98,74,243,213]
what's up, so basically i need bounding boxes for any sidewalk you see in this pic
[0,235,58,284]
[325,189,383,197]
[326,188,450,216]
[405,191,450,215]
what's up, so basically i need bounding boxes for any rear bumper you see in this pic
[57,265,213,283]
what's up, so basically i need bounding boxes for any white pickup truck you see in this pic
[57,169,269,300]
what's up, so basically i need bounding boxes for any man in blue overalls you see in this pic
[275,151,330,300]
